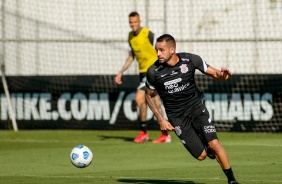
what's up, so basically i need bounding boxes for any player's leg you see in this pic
[193,105,239,184]
[197,133,216,159]
[209,139,238,184]
[133,89,149,143]
[152,94,171,143]
[135,89,147,123]
[170,115,207,160]
[207,136,238,183]
[133,73,149,143]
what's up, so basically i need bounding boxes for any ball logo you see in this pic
[83,151,90,159]
[72,153,79,160]
[77,162,86,167]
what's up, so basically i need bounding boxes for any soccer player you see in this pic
[115,12,171,143]
[145,34,239,184]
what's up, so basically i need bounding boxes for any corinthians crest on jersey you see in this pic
[180,64,188,73]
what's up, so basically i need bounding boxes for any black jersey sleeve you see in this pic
[146,66,156,90]
[148,31,155,46]
[128,32,134,56]
[191,54,209,74]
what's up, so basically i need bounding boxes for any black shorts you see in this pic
[137,73,146,91]
[138,73,158,95]
[169,105,218,159]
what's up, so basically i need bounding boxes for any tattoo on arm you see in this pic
[145,88,164,122]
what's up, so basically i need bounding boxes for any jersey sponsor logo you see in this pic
[182,58,189,62]
[164,78,190,94]
[168,83,190,94]
[164,78,182,86]
[180,64,188,73]
[204,125,216,133]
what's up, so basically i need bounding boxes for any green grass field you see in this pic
[0,130,281,184]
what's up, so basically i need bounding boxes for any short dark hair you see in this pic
[129,11,139,17]
[157,34,176,47]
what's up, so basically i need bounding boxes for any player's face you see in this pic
[129,16,141,33]
[155,41,174,64]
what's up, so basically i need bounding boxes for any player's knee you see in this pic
[135,96,144,104]
[208,139,221,151]
[197,156,206,161]
[135,99,142,107]
[135,96,146,106]
[197,150,207,161]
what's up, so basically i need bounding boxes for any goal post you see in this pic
[0,63,18,132]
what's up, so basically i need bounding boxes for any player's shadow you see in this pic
[118,179,205,184]
[98,135,134,142]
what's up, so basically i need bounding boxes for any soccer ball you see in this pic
[70,145,93,168]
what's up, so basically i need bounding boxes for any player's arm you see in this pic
[205,65,232,81]
[192,54,232,81]
[115,51,134,84]
[145,88,174,131]
[145,88,163,122]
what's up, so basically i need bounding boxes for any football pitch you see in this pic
[0,130,281,184]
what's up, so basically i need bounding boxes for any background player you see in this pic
[145,34,239,184]
[115,12,171,143]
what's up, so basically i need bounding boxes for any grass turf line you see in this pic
[0,130,281,184]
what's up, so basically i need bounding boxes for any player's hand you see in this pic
[115,72,122,84]
[158,119,174,131]
[220,67,232,80]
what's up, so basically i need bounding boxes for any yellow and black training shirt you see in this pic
[128,28,158,73]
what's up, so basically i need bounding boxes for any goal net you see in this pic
[0,0,281,132]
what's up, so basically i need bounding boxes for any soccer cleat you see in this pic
[205,145,216,159]
[228,180,239,184]
[133,131,149,143]
[152,134,171,143]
